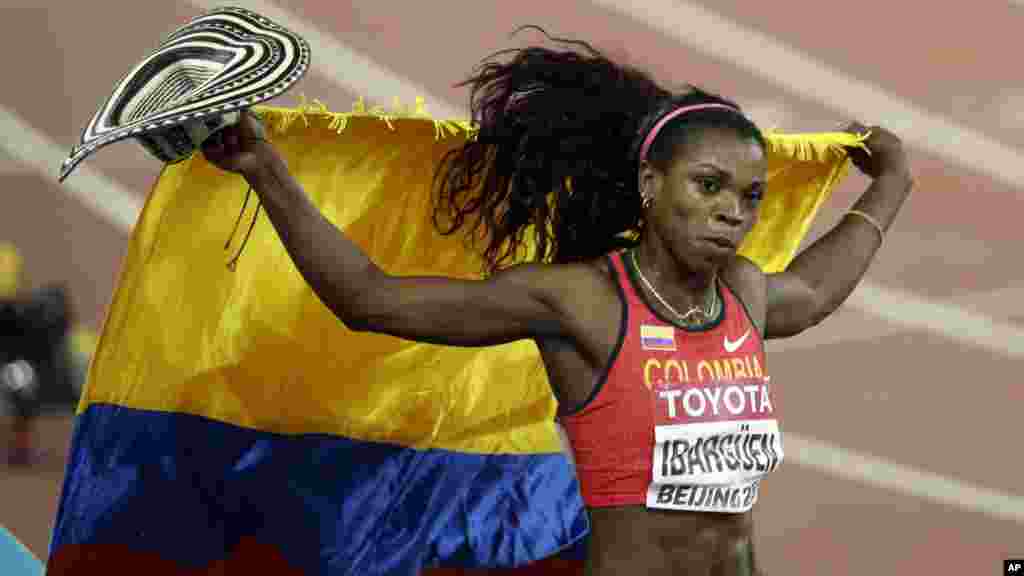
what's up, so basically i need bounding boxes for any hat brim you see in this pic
[59,7,310,182]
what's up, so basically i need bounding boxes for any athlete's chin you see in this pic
[694,247,736,270]
[672,242,733,276]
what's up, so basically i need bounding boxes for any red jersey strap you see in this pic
[608,250,640,306]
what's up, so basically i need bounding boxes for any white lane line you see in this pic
[0,105,141,232]
[847,281,1024,358]
[786,432,1024,524]
[183,0,465,120]
[950,284,1024,317]
[772,283,1024,353]
[593,0,1024,190]
[771,281,1024,359]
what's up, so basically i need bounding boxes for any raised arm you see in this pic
[200,112,577,347]
[763,124,913,339]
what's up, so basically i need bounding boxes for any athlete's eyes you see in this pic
[696,177,721,194]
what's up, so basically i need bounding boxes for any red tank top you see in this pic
[560,250,780,510]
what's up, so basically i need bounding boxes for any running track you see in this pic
[1,2,1022,574]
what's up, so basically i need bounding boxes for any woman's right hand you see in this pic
[843,123,910,181]
[201,110,276,177]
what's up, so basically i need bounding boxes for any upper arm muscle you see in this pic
[725,255,826,340]
[765,271,823,339]
[348,263,574,347]
[722,256,767,337]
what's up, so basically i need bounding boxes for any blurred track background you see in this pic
[1,1,1022,573]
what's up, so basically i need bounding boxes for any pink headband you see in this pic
[638,103,743,163]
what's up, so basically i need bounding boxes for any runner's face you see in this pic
[641,127,767,272]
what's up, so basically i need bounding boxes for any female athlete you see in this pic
[201,33,912,576]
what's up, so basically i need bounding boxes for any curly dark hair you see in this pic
[432,27,765,274]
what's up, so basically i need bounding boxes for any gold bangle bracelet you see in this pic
[846,210,885,242]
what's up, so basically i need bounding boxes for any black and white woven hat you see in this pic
[58,6,310,182]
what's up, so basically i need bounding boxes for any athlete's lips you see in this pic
[702,235,738,251]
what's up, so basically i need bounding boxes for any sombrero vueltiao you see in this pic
[58,6,310,182]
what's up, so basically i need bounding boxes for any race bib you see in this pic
[645,377,783,513]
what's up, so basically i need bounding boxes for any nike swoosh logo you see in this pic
[723,329,751,353]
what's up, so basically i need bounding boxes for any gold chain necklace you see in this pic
[630,250,716,324]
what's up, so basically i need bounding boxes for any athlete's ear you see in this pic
[638,159,662,203]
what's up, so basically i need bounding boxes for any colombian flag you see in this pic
[47,102,864,575]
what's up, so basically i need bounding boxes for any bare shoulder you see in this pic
[533,254,626,408]
[495,256,616,311]
[721,255,767,335]
[532,254,624,356]
[534,255,621,325]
